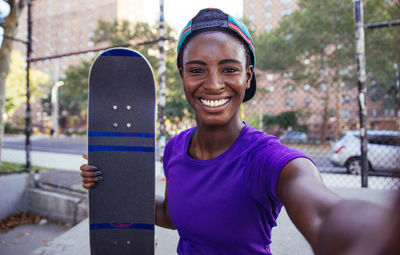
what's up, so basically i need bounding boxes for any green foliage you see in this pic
[91,20,159,68]
[5,51,50,117]
[254,0,399,101]
[0,162,25,173]
[263,111,299,130]
[59,61,91,121]
[60,19,192,130]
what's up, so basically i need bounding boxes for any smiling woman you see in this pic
[80,8,400,255]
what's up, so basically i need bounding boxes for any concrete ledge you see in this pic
[0,173,29,219]
[27,188,87,225]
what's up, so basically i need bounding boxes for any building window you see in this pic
[371,109,377,117]
[264,12,272,19]
[304,97,312,105]
[304,84,311,91]
[267,86,275,92]
[281,0,292,4]
[285,98,295,107]
[341,95,350,104]
[281,9,292,16]
[320,83,327,91]
[341,109,351,118]
[284,85,294,92]
[267,99,274,106]
[264,24,273,32]
[384,108,395,116]
[249,14,255,21]
[266,74,274,81]
[264,0,272,7]
[249,3,255,10]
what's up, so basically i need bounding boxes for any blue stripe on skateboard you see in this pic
[89,131,154,138]
[100,48,141,57]
[88,145,154,152]
[90,223,154,231]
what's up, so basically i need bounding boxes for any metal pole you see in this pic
[158,0,167,169]
[353,0,368,187]
[25,0,32,173]
[395,63,400,130]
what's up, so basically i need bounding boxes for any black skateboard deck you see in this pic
[88,48,155,255]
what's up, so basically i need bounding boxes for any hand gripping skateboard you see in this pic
[88,48,155,255]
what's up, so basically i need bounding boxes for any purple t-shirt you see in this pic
[163,124,312,254]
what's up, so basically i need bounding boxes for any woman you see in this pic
[81,8,400,255]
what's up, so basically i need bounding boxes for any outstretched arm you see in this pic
[277,157,399,255]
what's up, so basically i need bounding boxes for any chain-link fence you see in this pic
[2,0,399,190]
[243,0,400,189]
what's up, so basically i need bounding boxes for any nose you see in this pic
[204,70,224,92]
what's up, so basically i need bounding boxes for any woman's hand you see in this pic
[80,154,103,189]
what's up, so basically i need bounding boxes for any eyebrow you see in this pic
[184,59,242,66]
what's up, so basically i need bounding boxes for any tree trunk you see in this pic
[0,0,26,168]
[320,81,330,144]
[335,77,343,140]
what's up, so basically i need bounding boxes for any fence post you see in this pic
[158,0,167,168]
[25,0,33,173]
[353,0,368,188]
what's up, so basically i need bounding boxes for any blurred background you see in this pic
[0,0,399,190]
[0,0,399,254]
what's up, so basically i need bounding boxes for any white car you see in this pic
[330,130,400,175]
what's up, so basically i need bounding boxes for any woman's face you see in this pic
[180,32,253,127]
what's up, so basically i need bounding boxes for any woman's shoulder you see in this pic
[241,124,281,150]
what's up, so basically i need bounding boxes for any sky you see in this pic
[143,0,244,31]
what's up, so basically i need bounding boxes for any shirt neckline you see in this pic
[183,123,248,165]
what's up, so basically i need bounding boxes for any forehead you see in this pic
[182,31,246,62]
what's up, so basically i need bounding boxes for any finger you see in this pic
[80,164,98,172]
[82,176,103,184]
[82,154,88,160]
[80,170,102,178]
[83,183,96,189]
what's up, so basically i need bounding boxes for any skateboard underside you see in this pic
[88,49,155,255]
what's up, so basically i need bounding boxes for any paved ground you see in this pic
[0,221,71,255]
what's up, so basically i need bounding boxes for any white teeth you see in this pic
[200,98,229,107]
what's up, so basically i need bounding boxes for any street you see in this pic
[3,135,343,172]
[2,135,399,190]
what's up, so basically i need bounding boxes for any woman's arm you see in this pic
[155,180,176,230]
[276,157,398,254]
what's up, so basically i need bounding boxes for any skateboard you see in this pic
[87,48,155,255]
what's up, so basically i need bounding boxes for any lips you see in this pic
[200,98,229,107]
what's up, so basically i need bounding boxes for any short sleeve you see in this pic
[244,138,313,208]
[162,136,176,178]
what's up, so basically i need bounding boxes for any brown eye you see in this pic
[189,68,204,73]
[223,67,238,73]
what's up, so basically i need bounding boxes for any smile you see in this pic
[200,98,229,107]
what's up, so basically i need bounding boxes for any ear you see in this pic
[179,67,184,79]
[246,65,254,89]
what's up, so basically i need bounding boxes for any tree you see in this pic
[92,20,193,123]
[58,61,91,130]
[59,19,193,133]
[254,0,398,142]
[0,0,26,167]
[5,50,50,118]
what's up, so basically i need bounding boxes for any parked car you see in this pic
[279,131,308,143]
[330,130,400,175]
